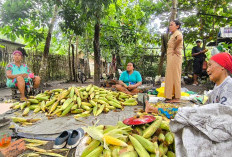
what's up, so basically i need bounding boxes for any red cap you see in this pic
[210,52,232,74]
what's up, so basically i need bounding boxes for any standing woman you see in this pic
[6,50,41,101]
[165,20,183,103]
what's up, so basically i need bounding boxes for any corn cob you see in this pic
[29,105,39,110]
[22,107,30,116]
[103,135,128,147]
[11,117,27,123]
[61,102,74,116]
[10,102,19,108]
[58,90,70,101]
[86,84,92,92]
[71,104,78,110]
[160,120,170,131]
[71,109,84,114]
[61,98,73,110]
[21,101,30,110]
[77,97,82,108]
[74,87,80,97]
[119,151,138,157]
[133,134,157,153]
[158,133,165,142]
[90,92,95,99]
[88,86,95,95]
[51,108,62,116]
[69,87,75,98]
[35,96,49,101]
[165,132,174,145]
[81,104,91,111]
[93,104,98,116]
[108,101,122,108]
[103,149,111,157]
[74,113,90,119]
[143,116,162,138]
[81,140,101,157]
[89,100,97,107]
[45,98,57,107]
[128,135,150,157]
[13,104,21,110]
[85,145,103,157]
[49,101,60,114]
[41,101,46,112]
[34,106,41,113]
[51,89,63,92]
[167,151,175,157]
[27,99,39,104]
[96,104,105,116]
[81,102,93,107]
[111,146,121,157]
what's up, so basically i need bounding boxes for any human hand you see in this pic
[123,83,128,88]
[21,73,28,78]
[173,50,181,56]
[127,85,136,90]
[145,102,158,113]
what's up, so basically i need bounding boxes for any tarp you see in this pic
[170,103,232,157]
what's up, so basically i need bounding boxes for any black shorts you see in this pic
[193,58,203,75]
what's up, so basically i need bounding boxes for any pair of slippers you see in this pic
[53,128,84,149]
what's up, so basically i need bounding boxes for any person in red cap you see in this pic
[207,52,232,105]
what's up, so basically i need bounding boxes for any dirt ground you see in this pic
[0,79,212,157]
[0,79,212,103]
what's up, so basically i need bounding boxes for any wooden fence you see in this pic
[0,51,69,88]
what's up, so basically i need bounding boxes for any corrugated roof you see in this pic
[0,39,26,47]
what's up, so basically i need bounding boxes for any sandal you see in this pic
[171,99,181,103]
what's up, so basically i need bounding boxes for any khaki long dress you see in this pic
[165,30,183,99]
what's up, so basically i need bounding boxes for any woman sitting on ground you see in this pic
[6,50,41,101]
[115,62,142,95]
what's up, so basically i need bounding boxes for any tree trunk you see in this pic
[39,4,58,82]
[68,35,73,81]
[85,32,91,79]
[76,37,79,70]
[93,20,101,86]
[71,44,76,81]
[157,0,178,76]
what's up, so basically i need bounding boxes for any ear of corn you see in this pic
[128,135,150,157]
[143,117,162,139]
[45,98,57,107]
[158,133,165,142]
[22,107,30,116]
[61,98,73,110]
[85,145,104,157]
[96,104,105,116]
[119,151,138,157]
[165,132,174,145]
[133,134,157,153]
[103,149,111,157]
[167,151,176,157]
[160,120,170,131]
[108,101,122,108]
[61,102,74,116]
[28,99,39,104]
[103,135,128,147]
[81,139,101,157]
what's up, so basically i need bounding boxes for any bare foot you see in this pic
[171,98,181,103]
[20,97,27,102]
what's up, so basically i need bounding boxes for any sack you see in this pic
[202,60,207,70]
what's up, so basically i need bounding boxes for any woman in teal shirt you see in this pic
[6,50,41,101]
[116,62,142,95]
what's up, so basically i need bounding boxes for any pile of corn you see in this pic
[81,115,175,157]
[10,84,138,119]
